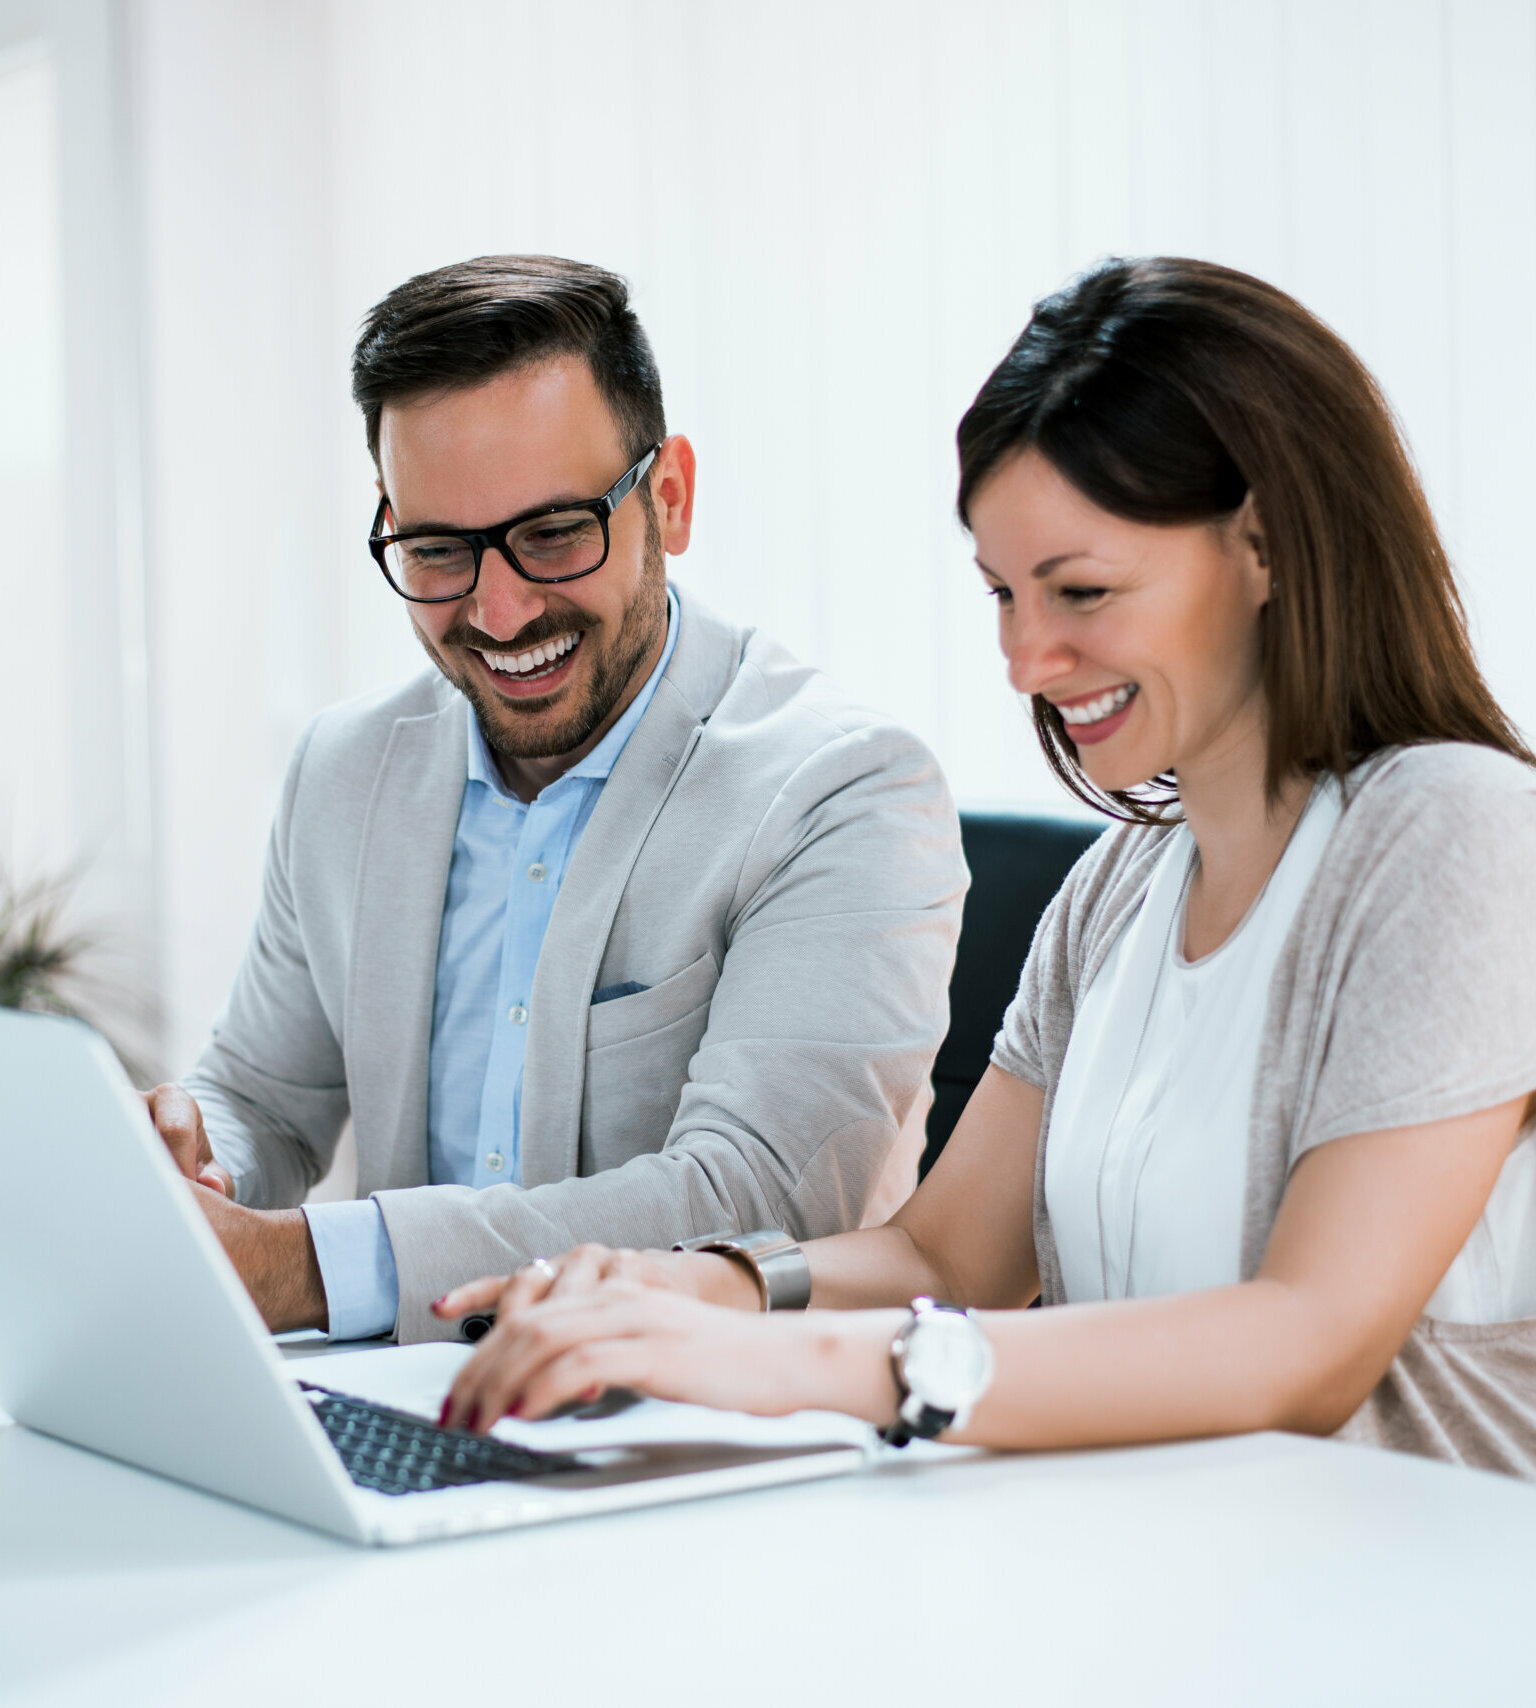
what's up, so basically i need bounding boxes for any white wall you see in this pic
[66,0,1536,1067]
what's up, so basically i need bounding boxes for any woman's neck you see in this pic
[1176,715,1313,962]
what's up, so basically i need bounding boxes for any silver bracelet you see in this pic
[672,1229,812,1311]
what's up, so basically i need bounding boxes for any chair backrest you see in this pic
[922,810,1103,1177]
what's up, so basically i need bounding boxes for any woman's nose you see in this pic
[1003,610,1076,699]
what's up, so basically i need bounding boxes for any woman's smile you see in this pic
[1051,682,1140,744]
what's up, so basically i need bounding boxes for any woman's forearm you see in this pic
[798,1280,1352,1446]
[803,1224,954,1309]
[957,1281,1328,1450]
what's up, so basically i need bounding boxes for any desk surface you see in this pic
[5,1350,1536,1708]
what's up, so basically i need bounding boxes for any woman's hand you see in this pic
[437,1281,903,1434]
[430,1241,761,1333]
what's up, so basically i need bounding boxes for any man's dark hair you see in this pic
[351,254,665,465]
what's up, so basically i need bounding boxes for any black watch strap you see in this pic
[880,1401,955,1450]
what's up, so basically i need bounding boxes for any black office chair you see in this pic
[921,811,1103,1178]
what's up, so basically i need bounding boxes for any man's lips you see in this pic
[468,631,585,701]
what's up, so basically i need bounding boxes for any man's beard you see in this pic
[424,503,669,763]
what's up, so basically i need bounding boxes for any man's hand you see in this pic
[142,1083,235,1197]
[191,1185,329,1334]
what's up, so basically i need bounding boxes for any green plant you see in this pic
[0,866,91,1015]
[0,863,157,1083]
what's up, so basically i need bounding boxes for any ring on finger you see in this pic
[523,1257,558,1283]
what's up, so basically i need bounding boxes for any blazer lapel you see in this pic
[345,693,466,1194]
[518,678,704,1188]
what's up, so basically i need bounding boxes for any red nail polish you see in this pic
[504,1399,523,1418]
[465,1403,481,1432]
[431,1295,449,1312]
[437,1398,452,1428]
[581,1383,601,1402]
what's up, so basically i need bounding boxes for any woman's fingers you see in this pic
[442,1286,656,1430]
[433,1246,630,1329]
[511,1337,659,1423]
[544,1244,616,1299]
[431,1275,511,1319]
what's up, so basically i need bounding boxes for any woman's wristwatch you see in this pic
[673,1229,812,1311]
[880,1296,996,1447]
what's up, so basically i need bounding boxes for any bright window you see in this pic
[0,44,67,882]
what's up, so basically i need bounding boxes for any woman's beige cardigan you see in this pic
[992,743,1536,1478]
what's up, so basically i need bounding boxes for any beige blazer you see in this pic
[188,589,967,1340]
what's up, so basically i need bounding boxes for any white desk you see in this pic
[4,1350,1536,1708]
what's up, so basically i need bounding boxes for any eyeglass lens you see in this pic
[383,508,607,598]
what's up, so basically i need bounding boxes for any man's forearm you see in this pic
[194,1186,329,1333]
[252,1209,330,1332]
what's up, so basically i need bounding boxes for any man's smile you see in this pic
[463,631,585,701]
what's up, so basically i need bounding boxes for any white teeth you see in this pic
[1057,684,1137,726]
[477,632,581,677]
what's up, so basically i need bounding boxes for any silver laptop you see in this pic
[0,1012,873,1545]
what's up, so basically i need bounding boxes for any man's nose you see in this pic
[464,546,547,641]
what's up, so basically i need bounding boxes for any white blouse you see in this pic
[1045,775,1536,1322]
[1046,780,1342,1302]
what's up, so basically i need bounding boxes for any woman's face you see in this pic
[968,449,1272,795]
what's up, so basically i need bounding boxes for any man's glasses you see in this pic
[369,445,660,603]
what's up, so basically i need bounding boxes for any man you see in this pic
[146,254,966,1345]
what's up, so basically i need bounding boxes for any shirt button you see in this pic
[527,861,547,883]
[485,1152,505,1172]
[508,1004,528,1025]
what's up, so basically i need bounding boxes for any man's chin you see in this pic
[466,680,600,761]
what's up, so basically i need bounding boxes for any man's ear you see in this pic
[653,435,697,555]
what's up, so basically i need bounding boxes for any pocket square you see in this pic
[591,980,650,1005]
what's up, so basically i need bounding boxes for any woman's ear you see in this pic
[1232,492,1273,605]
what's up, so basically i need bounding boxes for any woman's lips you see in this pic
[1055,686,1139,746]
[1068,697,1136,745]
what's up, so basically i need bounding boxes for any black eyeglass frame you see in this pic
[369,444,661,602]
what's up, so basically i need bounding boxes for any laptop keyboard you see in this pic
[301,1383,583,1497]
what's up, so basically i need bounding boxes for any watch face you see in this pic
[903,1311,994,1412]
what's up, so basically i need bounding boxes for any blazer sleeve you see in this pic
[374,720,967,1341]
[182,718,351,1208]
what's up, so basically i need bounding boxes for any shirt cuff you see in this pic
[302,1197,401,1342]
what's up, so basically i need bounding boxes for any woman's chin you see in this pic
[1076,748,1170,796]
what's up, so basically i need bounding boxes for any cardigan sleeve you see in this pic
[1295,749,1536,1155]
[989,882,1070,1089]
[989,818,1155,1092]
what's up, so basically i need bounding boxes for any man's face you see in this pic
[377,357,672,769]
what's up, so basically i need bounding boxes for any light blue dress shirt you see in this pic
[305,593,679,1340]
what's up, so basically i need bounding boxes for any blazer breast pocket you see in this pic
[581,951,720,1174]
[585,951,720,1050]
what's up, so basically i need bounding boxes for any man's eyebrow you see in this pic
[385,492,591,533]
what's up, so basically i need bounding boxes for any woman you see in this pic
[435,258,1536,1475]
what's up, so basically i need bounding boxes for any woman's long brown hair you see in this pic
[957,257,1533,821]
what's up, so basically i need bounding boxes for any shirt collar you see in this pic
[466,586,681,799]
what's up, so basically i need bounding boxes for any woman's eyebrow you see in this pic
[972,552,1090,579]
[1031,552,1090,579]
